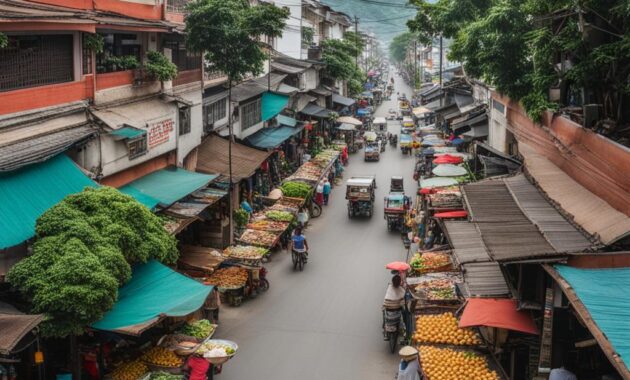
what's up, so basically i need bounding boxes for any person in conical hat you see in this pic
[397,346,423,380]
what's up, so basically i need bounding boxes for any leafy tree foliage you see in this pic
[321,32,366,96]
[389,32,414,63]
[408,0,630,123]
[7,187,178,337]
[185,0,289,82]
[145,51,178,81]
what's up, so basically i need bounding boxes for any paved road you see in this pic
[218,72,415,380]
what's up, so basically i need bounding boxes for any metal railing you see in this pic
[166,0,190,14]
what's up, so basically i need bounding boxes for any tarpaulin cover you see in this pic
[109,126,146,139]
[459,298,538,334]
[277,114,297,127]
[120,167,216,209]
[337,116,363,126]
[554,265,630,366]
[0,154,97,249]
[433,164,467,177]
[357,108,370,116]
[420,177,458,189]
[92,260,213,332]
[262,92,289,122]
[336,123,356,131]
[434,210,468,219]
[433,155,463,165]
[246,125,304,149]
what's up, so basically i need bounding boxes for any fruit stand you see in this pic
[409,251,454,274]
[204,267,249,306]
[237,228,282,249]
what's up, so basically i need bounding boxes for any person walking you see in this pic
[315,180,325,206]
[396,346,423,380]
[323,178,331,205]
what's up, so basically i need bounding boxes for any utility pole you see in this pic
[354,16,359,67]
[439,35,443,106]
[414,39,417,90]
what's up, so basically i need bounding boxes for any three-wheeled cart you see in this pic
[346,176,376,218]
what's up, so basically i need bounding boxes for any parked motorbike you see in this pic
[389,134,398,147]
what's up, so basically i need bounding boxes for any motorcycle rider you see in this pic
[382,274,405,339]
[291,227,309,262]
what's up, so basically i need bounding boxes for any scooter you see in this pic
[383,308,406,353]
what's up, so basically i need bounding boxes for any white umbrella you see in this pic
[433,164,468,177]
[336,116,363,126]
[419,177,459,188]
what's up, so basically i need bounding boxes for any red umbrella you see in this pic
[433,154,463,164]
[386,261,411,271]
[434,210,468,219]
[419,188,434,195]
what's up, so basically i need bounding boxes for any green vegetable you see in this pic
[150,372,184,380]
[6,187,178,338]
[265,210,294,222]
[233,208,249,228]
[281,181,312,198]
[179,319,214,339]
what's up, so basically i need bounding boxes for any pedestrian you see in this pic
[341,146,349,165]
[323,179,331,205]
[315,180,324,206]
[297,206,309,229]
[396,346,423,380]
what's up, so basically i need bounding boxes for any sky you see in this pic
[321,0,417,47]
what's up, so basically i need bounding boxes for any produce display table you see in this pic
[237,229,282,248]
[177,245,225,275]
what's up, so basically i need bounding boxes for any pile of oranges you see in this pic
[414,313,480,346]
[419,346,500,380]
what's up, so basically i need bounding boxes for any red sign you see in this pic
[147,118,174,148]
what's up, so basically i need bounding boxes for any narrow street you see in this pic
[218,73,415,380]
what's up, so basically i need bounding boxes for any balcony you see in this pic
[204,69,228,88]
[165,0,190,23]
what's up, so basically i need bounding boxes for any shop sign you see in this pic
[148,118,174,148]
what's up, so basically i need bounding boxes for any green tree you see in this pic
[7,187,178,337]
[320,32,367,96]
[389,32,414,63]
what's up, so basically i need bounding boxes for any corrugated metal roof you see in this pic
[459,262,510,298]
[332,93,355,107]
[271,62,306,74]
[521,143,630,245]
[196,135,271,182]
[0,302,43,355]
[476,222,557,261]
[505,175,594,252]
[230,80,266,103]
[300,103,333,118]
[443,221,491,265]
[0,124,95,172]
[463,181,530,223]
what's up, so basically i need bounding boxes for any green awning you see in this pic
[120,167,217,209]
[262,92,289,122]
[246,124,305,149]
[109,126,146,139]
[92,260,213,334]
[0,155,97,249]
[277,114,297,127]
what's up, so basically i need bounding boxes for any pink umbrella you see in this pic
[433,154,463,164]
[386,261,411,271]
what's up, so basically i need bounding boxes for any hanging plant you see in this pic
[84,33,104,54]
[0,33,7,49]
[144,51,178,82]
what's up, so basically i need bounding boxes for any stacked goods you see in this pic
[286,163,322,183]
[150,373,184,380]
[246,219,289,232]
[414,313,481,346]
[223,246,269,260]
[410,252,452,273]
[419,346,500,380]
[428,188,463,209]
[141,347,183,368]
[238,229,279,247]
[281,182,312,199]
[112,360,148,380]
[205,267,248,288]
[265,210,294,222]
[414,278,458,301]
[178,319,216,340]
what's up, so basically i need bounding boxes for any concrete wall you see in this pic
[304,68,318,91]
[174,85,204,166]
[488,97,508,153]
[276,1,302,59]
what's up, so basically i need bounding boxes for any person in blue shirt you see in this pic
[322,178,332,205]
[291,228,309,260]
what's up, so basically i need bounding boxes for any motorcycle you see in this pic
[258,266,269,291]
[291,248,307,271]
[383,308,406,353]
[389,134,398,147]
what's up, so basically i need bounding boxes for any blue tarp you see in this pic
[93,260,213,332]
[277,114,297,127]
[554,265,630,369]
[0,155,97,249]
[262,92,289,122]
[246,124,305,149]
[120,167,216,209]
[357,109,370,117]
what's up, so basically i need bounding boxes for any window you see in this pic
[96,33,142,74]
[163,36,202,71]
[82,34,93,75]
[240,98,262,131]
[492,99,505,114]
[179,107,191,135]
[203,98,227,130]
[0,35,74,92]
[127,136,147,159]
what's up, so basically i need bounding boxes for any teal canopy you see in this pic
[0,155,97,249]
[92,260,213,333]
[246,124,305,149]
[277,114,297,127]
[555,265,630,368]
[109,126,146,139]
[120,167,216,209]
[262,92,289,122]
